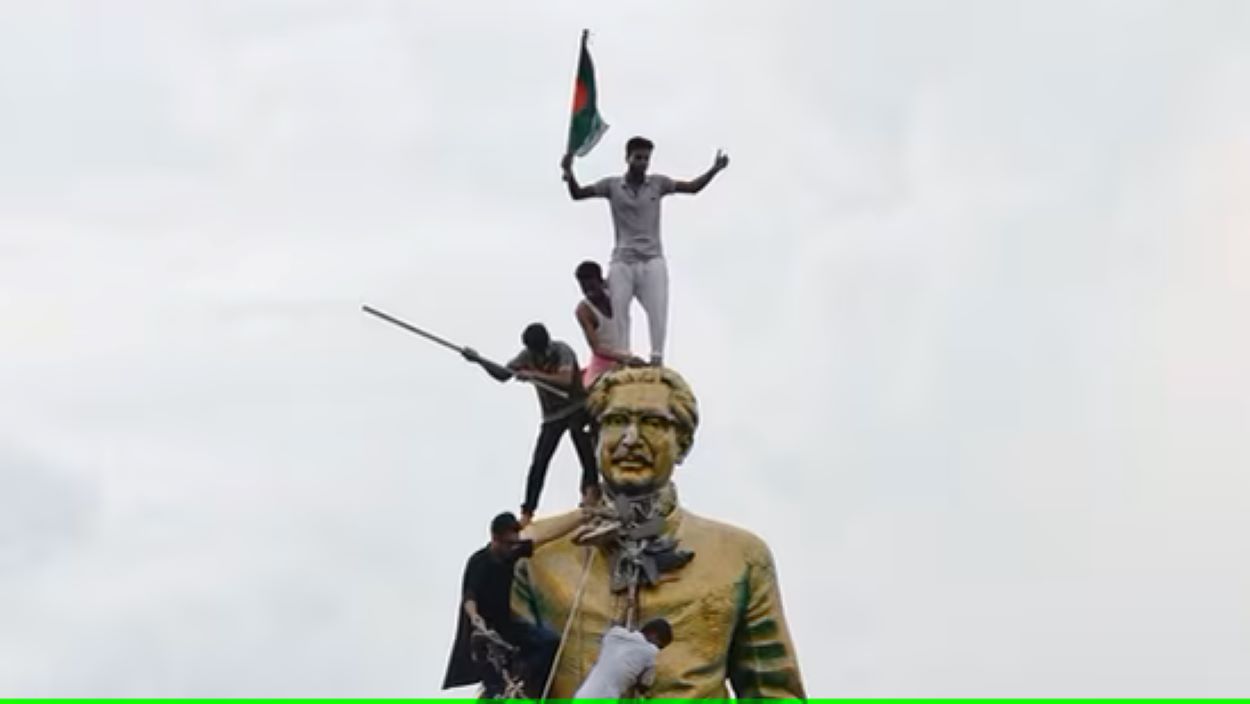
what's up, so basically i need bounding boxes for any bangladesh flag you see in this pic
[567,30,609,157]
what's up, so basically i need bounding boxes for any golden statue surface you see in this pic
[511,367,805,698]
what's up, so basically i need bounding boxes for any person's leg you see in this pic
[636,256,670,364]
[607,259,636,353]
[522,422,564,519]
[568,409,600,504]
[508,621,561,698]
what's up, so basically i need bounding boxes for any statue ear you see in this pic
[675,433,694,464]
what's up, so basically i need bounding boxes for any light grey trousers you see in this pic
[607,256,669,361]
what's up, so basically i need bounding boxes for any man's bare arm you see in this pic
[576,303,644,365]
[561,153,598,200]
[674,149,730,194]
[461,347,515,383]
[638,662,657,690]
[519,364,576,389]
[463,598,488,631]
[521,508,587,547]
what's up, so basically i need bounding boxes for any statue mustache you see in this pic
[611,443,652,464]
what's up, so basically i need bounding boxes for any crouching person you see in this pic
[443,510,583,698]
[574,619,673,699]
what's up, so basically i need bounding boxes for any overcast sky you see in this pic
[2,0,1249,696]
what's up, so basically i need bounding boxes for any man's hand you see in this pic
[470,614,488,633]
[674,150,730,194]
[514,368,533,381]
[461,347,481,363]
[562,152,599,199]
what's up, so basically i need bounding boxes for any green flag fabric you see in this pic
[567,30,609,157]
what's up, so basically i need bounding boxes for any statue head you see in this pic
[586,367,699,495]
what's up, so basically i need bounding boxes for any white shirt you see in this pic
[573,626,660,699]
[590,175,677,263]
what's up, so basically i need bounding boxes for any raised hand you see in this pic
[713,149,730,171]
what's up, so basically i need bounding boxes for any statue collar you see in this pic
[591,483,693,593]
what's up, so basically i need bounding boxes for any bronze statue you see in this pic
[511,366,805,698]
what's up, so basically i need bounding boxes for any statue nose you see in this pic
[621,420,641,445]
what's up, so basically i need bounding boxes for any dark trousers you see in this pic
[476,622,560,698]
[522,408,597,514]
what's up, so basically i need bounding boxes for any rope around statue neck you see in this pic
[540,546,596,702]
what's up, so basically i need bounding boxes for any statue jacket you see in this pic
[511,501,805,699]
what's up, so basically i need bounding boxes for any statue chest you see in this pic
[524,540,749,697]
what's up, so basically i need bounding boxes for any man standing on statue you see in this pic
[561,137,729,367]
[462,323,600,526]
[574,259,646,389]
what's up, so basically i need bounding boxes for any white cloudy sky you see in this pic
[2,0,1249,696]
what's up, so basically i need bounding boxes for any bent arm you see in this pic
[524,364,576,390]
[561,155,600,200]
[674,165,722,194]
[674,150,729,194]
[520,509,585,548]
[463,347,514,382]
[461,561,488,631]
[639,662,657,689]
[577,303,634,363]
[564,172,597,200]
[479,359,515,382]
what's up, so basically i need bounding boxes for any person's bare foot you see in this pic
[518,511,533,529]
[580,484,603,507]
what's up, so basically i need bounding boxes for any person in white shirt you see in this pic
[573,618,673,699]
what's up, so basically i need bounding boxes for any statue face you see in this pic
[597,381,681,494]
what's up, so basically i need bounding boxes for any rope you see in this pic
[540,546,596,702]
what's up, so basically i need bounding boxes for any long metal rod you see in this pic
[362,304,461,352]
[362,304,570,398]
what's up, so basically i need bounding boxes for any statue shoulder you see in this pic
[678,510,777,566]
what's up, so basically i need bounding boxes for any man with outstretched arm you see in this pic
[561,136,729,367]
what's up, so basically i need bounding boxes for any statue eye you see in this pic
[601,413,630,427]
[641,416,670,430]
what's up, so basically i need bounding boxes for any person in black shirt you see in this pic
[462,322,600,526]
[443,509,585,698]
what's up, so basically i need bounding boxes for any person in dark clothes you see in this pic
[443,510,585,698]
[462,323,601,526]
